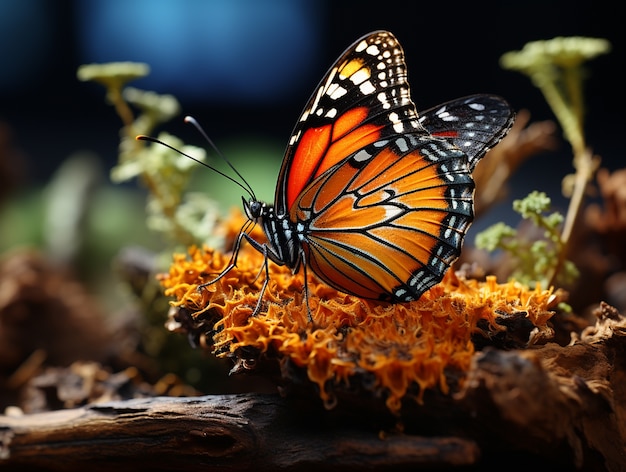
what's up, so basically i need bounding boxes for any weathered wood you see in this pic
[0,394,479,471]
[1,305,624,471]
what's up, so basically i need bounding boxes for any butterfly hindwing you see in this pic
[418,94,514,170]
[293,133,475,302]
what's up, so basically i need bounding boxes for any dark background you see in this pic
[1,0,623,231]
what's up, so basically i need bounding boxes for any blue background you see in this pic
[0,0,623,223]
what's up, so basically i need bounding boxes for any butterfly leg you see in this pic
[299,250,313,324]
[197,227,249,290]
[243,235,314,322]
[240,233,282,316]
[252,243,271,316]
[197,227,272,317]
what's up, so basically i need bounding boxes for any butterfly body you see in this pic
[224,30,514,311]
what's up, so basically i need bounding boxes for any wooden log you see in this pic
[1,303,624,471]
[0,394,478,471]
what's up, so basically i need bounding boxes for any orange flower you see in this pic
[159,210,558,413]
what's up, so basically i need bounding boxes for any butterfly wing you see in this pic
[292,133,475,302]
[274,30,424,215]
[276,30,514,301]
[418,94,514,170]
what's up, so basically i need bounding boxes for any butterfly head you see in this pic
[243,197,264,222]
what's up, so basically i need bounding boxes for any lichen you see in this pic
[159,211,558,413]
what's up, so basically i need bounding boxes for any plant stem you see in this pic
[549,148,595,287]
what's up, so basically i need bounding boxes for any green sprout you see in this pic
[500,37,609,157]
[476,191,579,289]
[499,37,610,287]
[78,63,229,383]
[77,62,221,248]
[77,62,150,129]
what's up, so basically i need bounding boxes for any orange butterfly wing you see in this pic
[292,134,473,301]
[264,30,514,302]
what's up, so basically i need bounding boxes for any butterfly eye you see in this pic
[243,198,263,220]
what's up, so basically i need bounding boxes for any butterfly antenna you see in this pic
[136,133,254,199]
[184,116,257,200]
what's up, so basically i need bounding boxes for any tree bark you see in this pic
[1,304,624,471]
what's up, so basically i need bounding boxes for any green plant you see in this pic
[77,62,221,248]
[476,191,579,288]
[493,36,610,287]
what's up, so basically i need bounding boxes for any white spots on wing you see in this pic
[302,84,325,121]
[366,44,380,56]
[420,139,460,162]
[389,112,404,133]
[394,288,407,299]
[377,92,391,109]
[305,66,341,119]
[353,149,372,162]
[440,163,455,182]
[439,111,460,122]
[408,271,437,293]
[289,129,301,146]
[359,80,376,95]
[355,39,368,52]
[431,246,446,269]
[384,205,403,220]
[327,82,347,100]
[350,67,371,85]
[444,218,455,239]
[449,188,458,209]
[374,139,389,148]
[395,137,408,153]
[469,102,486,111]
[325,108,337,118]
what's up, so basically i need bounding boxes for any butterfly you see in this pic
[150,30,515,319]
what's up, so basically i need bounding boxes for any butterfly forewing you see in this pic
[275,30,423,215]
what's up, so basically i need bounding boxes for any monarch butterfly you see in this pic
[144,30,514,319]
